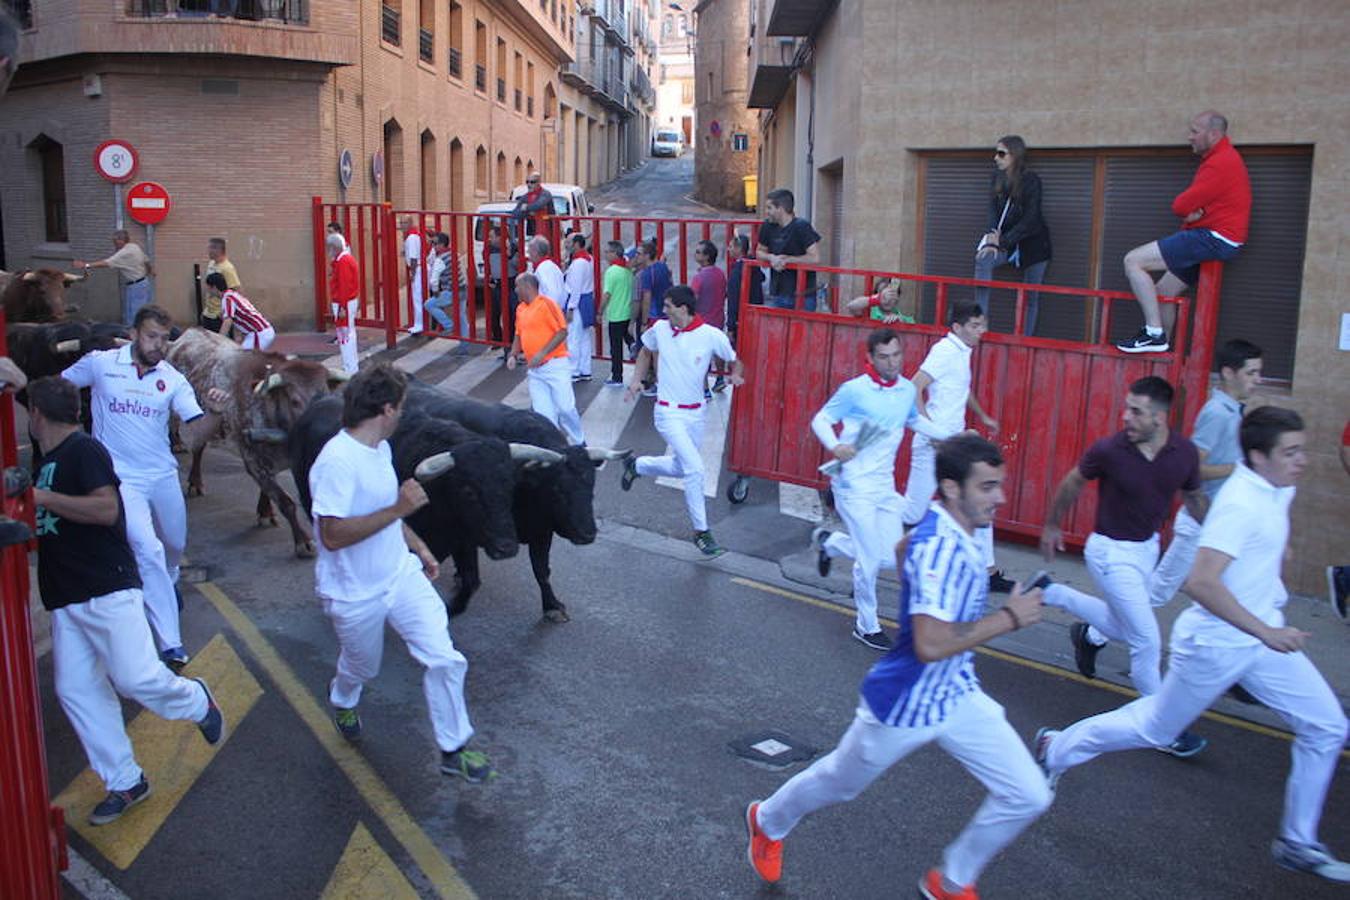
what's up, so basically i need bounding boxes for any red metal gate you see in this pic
[727,261,1222,548]
[0,310,66,898]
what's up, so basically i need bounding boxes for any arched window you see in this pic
[514,157,524,186]
[449,138,465,212]
[420,129,436,209]
[29,134,68,243]
[495,151,507,194]
[474,145,488,194]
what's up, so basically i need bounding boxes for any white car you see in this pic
[507,182,592,220]
[652,130,683,157]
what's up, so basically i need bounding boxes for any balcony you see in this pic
[560,59,629,113]
[122,1,308,24]
[449,46,462,78]
[380,3,400,45]
[418,27,433,63]
[747,34,800,108]
[765,0,832,36]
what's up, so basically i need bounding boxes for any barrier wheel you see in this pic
[727,475,750,504]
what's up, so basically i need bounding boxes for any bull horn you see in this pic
[414,451,456,481]
[586,446,632,462]
[252,372,285,395]
[326,368,351,382]
[53,339,82,354]
[243,428,289,445]
[22,271,40,282]
[63,272,86,284]
[508,443,564,466]
[113,337,132,346]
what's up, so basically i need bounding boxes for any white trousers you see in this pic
[53,589,208,791]
[900,437,996,567]
[1148,507,1201,608]
[240,326,276,351]
[409,273,425,332]
[324,556,474,753]
[334,299,359,373]
[823,486,904,635]
[526,357,586,445]
[1046,638,1347,846]
[758,692,1052,888]
[1043,532,1162,695]
[636,405,707,532]
[567,310,593,376]
[120,473,188,652]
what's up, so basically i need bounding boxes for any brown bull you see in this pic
[167,327,347,558]
[1,268,85,322]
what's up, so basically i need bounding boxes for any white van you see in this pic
[652,129,683,157]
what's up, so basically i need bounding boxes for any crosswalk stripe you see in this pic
[392,339,460,374]
[653,389,733,498]
[321,822,420,899]
[779,483,825,522]
[499,372,533,408]
[320,341,382,372]
[55,634,263,870]
[579,363,638,450]
[433,349,502,393]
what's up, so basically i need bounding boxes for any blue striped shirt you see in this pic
[860,505,987,727]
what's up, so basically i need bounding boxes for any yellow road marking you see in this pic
[322,822,421,900]
[729,576,1350,757]
[195,581,475,900]
[56,634,263,869]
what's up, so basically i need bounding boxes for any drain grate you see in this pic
[728,731,818,769]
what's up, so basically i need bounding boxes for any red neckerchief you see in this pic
[672,315,705,336]
[863,361,897,387]
[571,250,592,263]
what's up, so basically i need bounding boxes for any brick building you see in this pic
[0,0,651,330]
[746,0,1350,594]
[691,0,757,210]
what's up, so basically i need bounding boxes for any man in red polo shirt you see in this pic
[1117,110,1250,354]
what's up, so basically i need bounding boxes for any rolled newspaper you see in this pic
[819,420,891,477]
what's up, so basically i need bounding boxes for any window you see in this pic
[496,38,507,103]
[474,20,488,92]
[917,147,1312,379]
[680,79,693,105]
[448,2,463,77]
[418,0,434,63]
[31,135,67,243]
[420,130,436,208]
[527,61,535,117]
[495,151,507,195]
[514,157,524,186]
[6,0,33,29]
[662,14,672,39]
[513,52,523,111]
[474,145,488,194]
[382,119,403,204]
[449,138,465,212]
[381,1,401,46]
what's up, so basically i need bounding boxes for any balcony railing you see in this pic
[449,46,462,78]
[122,0,309,24]
[380,3,400,45]
[418,27,433,62]
[496,77,506,102]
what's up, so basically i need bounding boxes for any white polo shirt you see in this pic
[62,345,204,485]
[916,332,974,438]
[1172,462,1294,648]
[534,258,565,303]
[640,319,735,408]
[563,256,595,312]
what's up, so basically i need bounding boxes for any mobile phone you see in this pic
[1025,570,1051,592]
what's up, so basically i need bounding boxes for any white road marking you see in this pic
[63,847,133,900]
[778,483,826,522]
[433,349,502,393]
[392,339,461,374]
[579,363,639,450]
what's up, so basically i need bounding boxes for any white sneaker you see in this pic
[1272,838,1350,883]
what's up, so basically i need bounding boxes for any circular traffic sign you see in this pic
[371,150,385,186]
[126,181,171,226]
[709,120,722,137]
[93,139,138,183]
[338,148,354,189]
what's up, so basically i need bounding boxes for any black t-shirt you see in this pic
[34,432,141,610]
[758,217,821,299]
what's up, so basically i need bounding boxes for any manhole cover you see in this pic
[728,731,817,769]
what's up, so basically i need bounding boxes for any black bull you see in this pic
[289,380,626,622]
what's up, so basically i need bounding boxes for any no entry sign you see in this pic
[93,139,138,183]
[126,181,171,226]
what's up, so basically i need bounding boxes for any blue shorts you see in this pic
[1157,229,1240,286]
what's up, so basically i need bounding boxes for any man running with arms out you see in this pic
[1039,376,1209,757]
[1148,339,1262,607]
[747,435,1051,899]
[1036,407,1349,884]
[810,327,947,649]
[29,376,223,826]
[63,305,225,673]
[507,272,585,445]
[311,364,494,782]
[621,285,743,558]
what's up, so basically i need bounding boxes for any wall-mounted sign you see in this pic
[372,150,385,186]
[709,120,722,137]
[339,149,354,189]
[126,181,171,226]
[93,139,138,183]
[732,133,749,152]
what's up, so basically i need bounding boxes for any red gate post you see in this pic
[1178,260,1224,430]
[311,196,327,329]
[383,203,399,350]
[0,311,65,898]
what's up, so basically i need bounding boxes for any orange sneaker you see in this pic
[745,801,782,883]
[918,868,979,900]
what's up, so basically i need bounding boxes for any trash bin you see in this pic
[742,175,758,212]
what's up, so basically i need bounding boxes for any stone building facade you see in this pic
[691,0,757,211]
[746,0,1350,594]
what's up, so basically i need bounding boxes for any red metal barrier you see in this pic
[0,308,65,897]
[727,261,1218,548]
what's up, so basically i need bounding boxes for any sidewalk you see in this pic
[780,533,1350,731]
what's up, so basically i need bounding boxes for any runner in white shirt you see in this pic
[809,328,947,649]
[563,233,596,381]
[62,305,226,671]
[1036,406,1350,884]
[899,300,1004,589]
[311,363,495,782]
[621,286,743,557]
[528,236,566,312]
[402,217,426,334]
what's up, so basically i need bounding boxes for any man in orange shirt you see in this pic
[507,273,585,445]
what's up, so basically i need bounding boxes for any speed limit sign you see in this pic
[93,139,139,183]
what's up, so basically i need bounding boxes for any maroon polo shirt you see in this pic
[1078,430,1200,541]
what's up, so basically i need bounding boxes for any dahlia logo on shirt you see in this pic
[156,379,166,392]
[108,397,164,419]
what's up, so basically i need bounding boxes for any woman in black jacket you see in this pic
[974,135,1051,335]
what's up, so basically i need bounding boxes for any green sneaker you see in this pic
[333,706,362,741]
[694,530,725,558]
[621,456,639,491]
[441,747,497,783]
